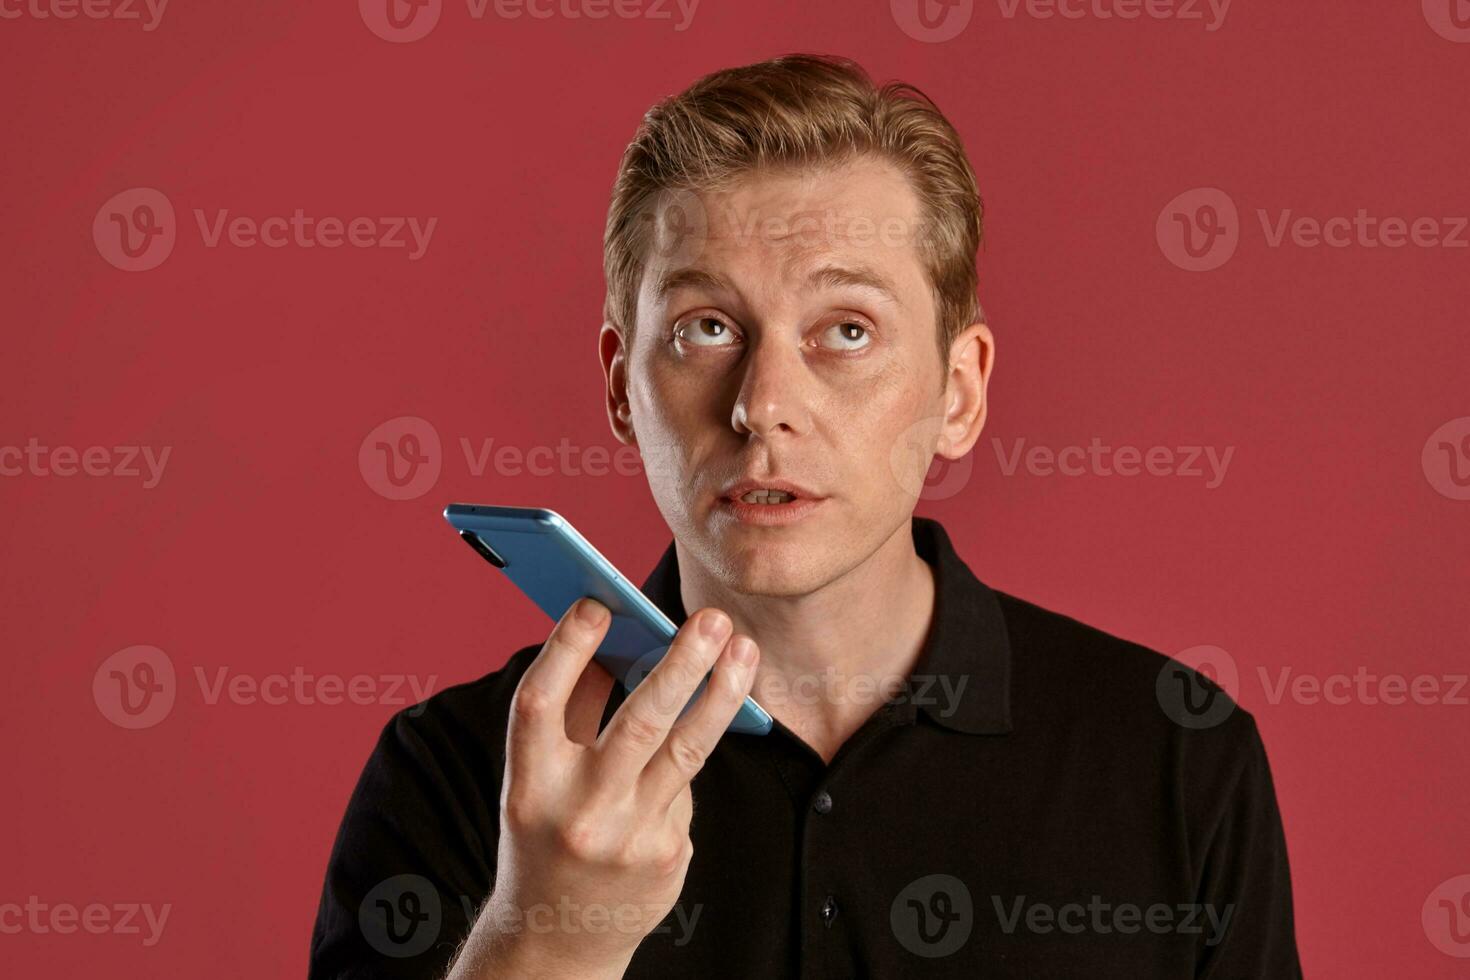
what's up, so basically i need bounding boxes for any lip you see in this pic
[714,478,828,527]
[718,477,822,502]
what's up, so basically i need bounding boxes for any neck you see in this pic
[675,519,937,763]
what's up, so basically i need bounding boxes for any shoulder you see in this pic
[992,588,1265,770]
[995,589,1191,698]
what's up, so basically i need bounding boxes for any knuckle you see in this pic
[664,730,707,778]
[555,817,603,860]
[617,708,664,748]
[652,838,692,879]
[511,684,554,725]
[501,790,541,832]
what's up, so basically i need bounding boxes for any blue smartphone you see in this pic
[443,504,772,736]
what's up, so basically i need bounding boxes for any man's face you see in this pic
[603,156,987,597]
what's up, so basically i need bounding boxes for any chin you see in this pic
[707,527,832,597]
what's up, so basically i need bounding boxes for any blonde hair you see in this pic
[602,53,985,366]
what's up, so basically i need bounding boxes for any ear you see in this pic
[599,320,637,447]
[935,320,995,460]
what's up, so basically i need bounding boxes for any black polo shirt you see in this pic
[309,517,1302,978]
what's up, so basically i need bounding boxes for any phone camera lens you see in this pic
[460,530,507,568]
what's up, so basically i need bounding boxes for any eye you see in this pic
[673,314,740,348]
[820,319,872,352]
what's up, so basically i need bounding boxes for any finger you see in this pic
[640,634,758,809]
[506,598,611,774]
[565,658,615,747]
[594,607,734,784]
[670,781,693,833]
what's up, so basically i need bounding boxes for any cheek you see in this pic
[634,357,708,437]
[629,358,720,494]
[822,370,941,501]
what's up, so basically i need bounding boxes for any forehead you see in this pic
[640,156,931,296]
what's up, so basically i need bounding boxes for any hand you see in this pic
[448,598,759,979]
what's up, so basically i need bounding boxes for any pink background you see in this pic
[3,0,1468,975]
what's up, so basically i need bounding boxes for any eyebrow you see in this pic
[806,264,900,304]
[652,268,735,300]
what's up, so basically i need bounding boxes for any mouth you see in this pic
[715,479,827,526]
[736,488,798,505]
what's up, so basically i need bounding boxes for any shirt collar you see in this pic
[637,516,1013,736]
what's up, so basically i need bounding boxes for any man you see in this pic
[310,54,1301,978]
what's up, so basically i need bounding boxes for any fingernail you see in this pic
[700,610,731,640]
[577,598,606,625]
[731,636,756,666]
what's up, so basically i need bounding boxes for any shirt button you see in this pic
[820,895,838,927]
[812,790,833,815]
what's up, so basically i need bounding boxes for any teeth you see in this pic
[741,489,794,504]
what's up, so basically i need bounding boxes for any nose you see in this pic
[731,333,813,440]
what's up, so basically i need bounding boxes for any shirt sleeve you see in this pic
[308,704,500,980]
[1191,711,1303,979]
